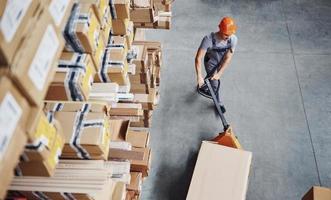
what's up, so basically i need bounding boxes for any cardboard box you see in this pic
[110,120,130,141]
[44,101,108,115]
[130,147,151,177]
[133,16,170,29]
[100,6,112,44]
[112,18,130,35]
[130,5,156,23]
[48,0,74,32]
[0,129,26,199]
[130,118,151,128]
[126,191,138,200]
[131,44,148,73]
[92,31,107,71]
[55,111,111,160]
[95,47,129,85]
[112,0,130,20]
[126,21,134,50]
[23,111,57,161]
[108,35,128,54]
[46,52,96,101]
[63,3,101,54]
[127,172,142,195]
[0,76,30,134]
[0,77,29,197]
[154,0,172,12]
[130,84,147,93]
[133,93,155,110]
[126,128,149,148]
[0,0,41,65]
[131,0,151,8]
[186,141,252,200]
[157,15,171,29]
[17,130,64,177]
[108,148,145,160]
[0,10,64,106]
[80,0,109,25]
[109,103,143,116]
[302,186,331,200]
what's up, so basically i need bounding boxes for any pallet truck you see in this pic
[198,75,242,149]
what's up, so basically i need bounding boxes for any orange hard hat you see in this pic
[219,17,237,35]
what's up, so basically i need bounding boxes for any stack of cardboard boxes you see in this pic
[17,109,64,177]
[46,0,110,101]
[0,0,73,197]
[7,160,128,200]
[1,0,168,199]
[98,0,133,88]
[130,0,173,29]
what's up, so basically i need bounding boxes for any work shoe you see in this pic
[219,104,226,113]
[197,84,212,99]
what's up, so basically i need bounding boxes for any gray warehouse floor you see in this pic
[141,0,331,199]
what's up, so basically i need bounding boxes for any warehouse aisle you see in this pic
[141,0,331,199]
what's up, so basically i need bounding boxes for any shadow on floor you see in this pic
[149,133,214,200]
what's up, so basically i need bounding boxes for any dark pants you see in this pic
[204,63,222,105]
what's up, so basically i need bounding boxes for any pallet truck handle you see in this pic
[205,78,230,131]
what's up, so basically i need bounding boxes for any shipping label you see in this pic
[0,0,32,42]
[49,0,71,26]
[28,25,59,91]
[0,93,22,160]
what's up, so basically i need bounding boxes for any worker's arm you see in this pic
[211,49,234,80]
[195,48,206,87]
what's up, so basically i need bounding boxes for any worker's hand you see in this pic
[211,73,221,80]
[197,76,204,87]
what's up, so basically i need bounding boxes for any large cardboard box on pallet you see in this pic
[0,9,64,106]
[45,52,96,101]
[0,77,30,198]
[186,141,252,200]
[302,186,331,200]
[0,0,41,65]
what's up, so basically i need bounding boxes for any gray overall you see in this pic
[204,32,232,105]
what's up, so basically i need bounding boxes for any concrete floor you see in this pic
[141,0,331,199]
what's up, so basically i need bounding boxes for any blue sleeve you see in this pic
[230,35,238,52]
[199,35,212,50]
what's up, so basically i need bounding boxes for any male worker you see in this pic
[195,17,237,113]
